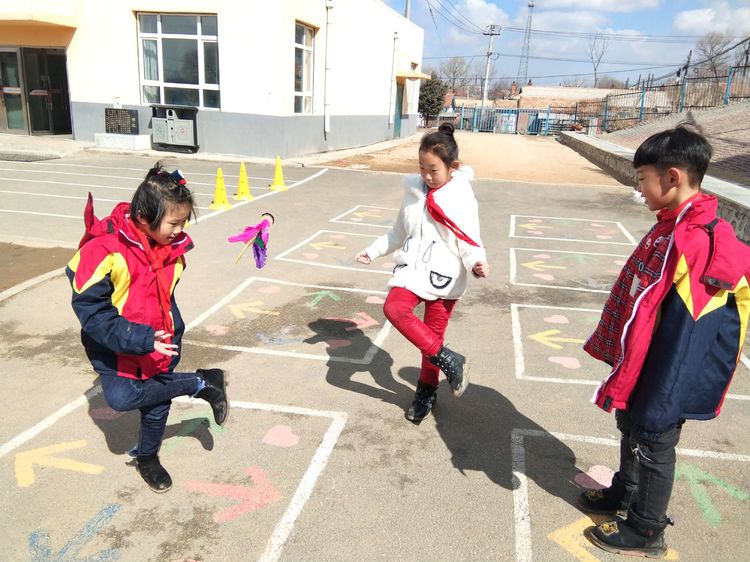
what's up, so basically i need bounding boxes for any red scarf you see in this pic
[130,219,175,339]
[425,183,480,247]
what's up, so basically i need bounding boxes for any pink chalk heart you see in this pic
[366,295,385,304]
[548,356,581,369]
[302,253,319,260]
[206,324,229,336]
[596,235,613,240]
[382,261,395,269]
[590,223,605,228]
[614,260,626,266]
[327,339,351,350]
[330,234,346,240]
[533,253,550,259]
[575,465,615,489]
[90,407,125,421]
[534,273,554,281]
[258,285,281,293]
[263,425,300,448]
[544,315,569,324]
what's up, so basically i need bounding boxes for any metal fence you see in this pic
[431,65,750,136]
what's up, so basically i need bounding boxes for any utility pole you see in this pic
[482,25,502,108]
[404,0,410,19]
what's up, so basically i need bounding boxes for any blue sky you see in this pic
[383,0,750,86]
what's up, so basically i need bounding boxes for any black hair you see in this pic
[419,122,459,167]
[633,124,712,186]
[130,161,196,230]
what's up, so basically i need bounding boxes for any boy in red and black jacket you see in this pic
[579,125,750,557]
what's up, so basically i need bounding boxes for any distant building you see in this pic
[0,0,429,157]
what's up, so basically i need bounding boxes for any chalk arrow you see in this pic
[676,462,749,526]
[15,440,104,487]
[229,300,279,319]
[548,516,678,562]
[185,466,281,523]
[518,223,552,230]
[29,504,121,562]
[310,241,345,250]
[521,260,566,272]
[305,290,341,308]
[528,329,585,350]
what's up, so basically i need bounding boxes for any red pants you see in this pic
[383,286,457,386]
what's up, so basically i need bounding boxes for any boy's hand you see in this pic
[354,251,371,265]
[154,330,179,357]
[472,261,490,278]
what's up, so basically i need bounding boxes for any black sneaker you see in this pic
[136,453,172,493]
[578,488,628,518]
[196,368,229,426]
[585,520,667,558]
[429,345,469,397]
[405,381,438,423]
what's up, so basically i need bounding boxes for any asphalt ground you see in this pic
[0,151,749,562]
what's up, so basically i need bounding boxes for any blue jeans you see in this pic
[614,409,684,534]
[100,372,202,457]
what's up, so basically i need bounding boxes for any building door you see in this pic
[0,49,28,134]
[22,48,72,135]
[394,82,404,138]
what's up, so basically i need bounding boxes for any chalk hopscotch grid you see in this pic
[509,247,631,294]
[329,204,398,228]
[509,214,637,245]
[184,276,393,364]
[511,303,749,400]
[274,229,390,275]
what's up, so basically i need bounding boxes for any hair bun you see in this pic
[438,122,455,135]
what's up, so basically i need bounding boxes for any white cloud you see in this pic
[538,0,661,13]
[673,1,750,35]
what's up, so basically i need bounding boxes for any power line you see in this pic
[425,53,682,66]
[434,0,483,33]
[500,26,744,44]
[435,63,680,83]
[425,0,483,35]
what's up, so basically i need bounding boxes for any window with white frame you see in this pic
[137,13,220,109]
[294,22,314,114]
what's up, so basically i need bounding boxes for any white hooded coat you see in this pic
[364,166,486,300]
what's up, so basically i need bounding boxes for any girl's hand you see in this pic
[154,330,179,357]
[472,261,490,278]
[354,251,371,265]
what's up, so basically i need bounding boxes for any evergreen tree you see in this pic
[419,77,448,121]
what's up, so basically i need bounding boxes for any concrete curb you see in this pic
[560,131,750,244]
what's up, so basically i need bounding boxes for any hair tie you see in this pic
[169,169,187,186]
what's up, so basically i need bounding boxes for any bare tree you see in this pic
[586,33,609,87]
[440,57,471,92]
[597,75,627,89]
[695,32,732,77]
[488,79,513,99]
[561,77,587,87]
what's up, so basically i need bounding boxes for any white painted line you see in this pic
[511,428,750,562]
[0,176,216,199]
[509,214,517,239]
[0,267,65,303]
[616,221,638,245]
[329,204,398,228]
[741,353,750,371]
[274,229,386,274]
[512,247,631,258]
[0,386,102,459]
[274,229,378,260]
[0,209,79,219]
[511,234,634,246]
[0,189,211,211]
[195,168,328,223]
[511,303,750,399]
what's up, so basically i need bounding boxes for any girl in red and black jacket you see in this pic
[66,163,228,493]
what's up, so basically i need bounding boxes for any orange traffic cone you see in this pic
[234,162,253,201]
[269,156,287,192]
[209,168,232,210]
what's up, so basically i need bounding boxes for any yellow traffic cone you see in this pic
[234,162,253,201]
[209,167,232,210]
[269,156,287,191]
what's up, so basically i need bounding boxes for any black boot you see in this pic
[578,487,629,517]
[136,453,172,493]
[429,346,469,397]
[585,512,670,558]
[405,381,438,423]
[195,368,229,426]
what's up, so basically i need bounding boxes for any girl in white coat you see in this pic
[355,123,489,422]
